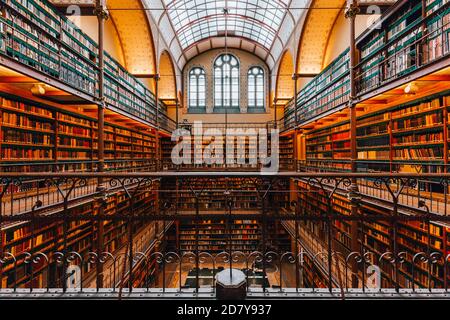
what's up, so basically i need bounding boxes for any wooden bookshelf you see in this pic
[0,182,159,288]
[293,179,450,289]
[303,92,450,173]
[0,95,159,172]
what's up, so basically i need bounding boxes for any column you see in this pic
[154,74,161,171]
[345,0,361,289]
[94,0,109,289]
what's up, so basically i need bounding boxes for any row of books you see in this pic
[1,99,52,117]
[58,124,91,137]
[393,147,443,159]
[2,112,53,131]
[58,137,91,148]
[2,129,53,145]
[57,113,91,127]
[392,132,443,145]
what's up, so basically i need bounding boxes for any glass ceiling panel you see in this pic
[163,0,289,50]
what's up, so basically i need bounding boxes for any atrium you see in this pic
[0,0,449,302]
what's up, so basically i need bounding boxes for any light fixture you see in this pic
[404,83,418,95]
[31,84,46,95]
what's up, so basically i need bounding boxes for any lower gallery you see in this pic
[0,0,450,301]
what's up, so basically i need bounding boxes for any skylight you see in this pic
[163,0,290,50]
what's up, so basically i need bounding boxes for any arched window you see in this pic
[248,67,265,111]
[214,54,239,111]
[188,67,206,110]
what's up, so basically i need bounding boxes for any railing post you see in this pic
[388,196,400,292]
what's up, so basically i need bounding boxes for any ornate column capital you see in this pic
[96,96,107,108]
[94,2,110,21]
[345,2,360,19]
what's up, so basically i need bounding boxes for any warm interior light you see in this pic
[31,84,46,95]
[404,83,418,95]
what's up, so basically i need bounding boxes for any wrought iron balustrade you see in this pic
[0,172,449,299]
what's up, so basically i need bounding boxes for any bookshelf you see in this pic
[302,92,450,174]
[0,182,159,288]
[177,218,262,253]
[293,179,450,289]
[0,95,159,172]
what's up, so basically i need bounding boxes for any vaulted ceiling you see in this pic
[145,0,309,70]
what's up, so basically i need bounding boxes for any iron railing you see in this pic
[0,172,449,299]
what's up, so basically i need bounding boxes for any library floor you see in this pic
[156,261,299,290]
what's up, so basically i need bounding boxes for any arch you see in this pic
[295,0,346,75]
[275,50,295,101]
[159,50,177,101]
[108,0,157,75]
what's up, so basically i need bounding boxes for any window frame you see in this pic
[213,54,240,112]
[188,67,206,111]
[247,66,265,111]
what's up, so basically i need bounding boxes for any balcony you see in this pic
[0,172,449,299]
[284,1,450,130]
[0,0,175,133]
